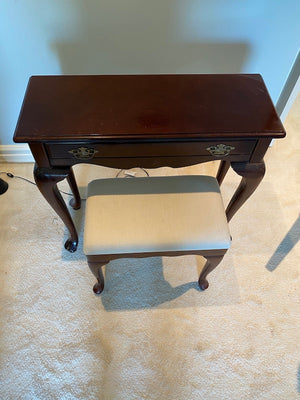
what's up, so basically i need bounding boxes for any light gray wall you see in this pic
[1,0,299,145]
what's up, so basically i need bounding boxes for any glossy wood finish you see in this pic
[14,74,285,141]
[14,74,285,252]
[33,165,78,252]
[44,139,256,169]
[226,161,266,221]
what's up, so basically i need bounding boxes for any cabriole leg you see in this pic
[226,161,266,222]
[34,164,79,252]
[198,255,225,290]
[87,260,107,294]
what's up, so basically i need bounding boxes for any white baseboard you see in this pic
[0,144,34,163]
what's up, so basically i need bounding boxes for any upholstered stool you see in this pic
[83,175,231,294]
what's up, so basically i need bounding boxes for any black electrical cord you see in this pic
[0,171,73,196]
[0,168,150,197]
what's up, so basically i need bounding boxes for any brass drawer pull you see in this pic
[206,144,235,156]
[68,146,99,160]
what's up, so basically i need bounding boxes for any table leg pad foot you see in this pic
[64,238,78,253]
[198,279,209,291]
[93,281,104,294]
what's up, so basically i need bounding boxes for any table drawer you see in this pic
[46,140,256,162]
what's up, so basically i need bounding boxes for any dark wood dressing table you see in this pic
[13,74,285,252]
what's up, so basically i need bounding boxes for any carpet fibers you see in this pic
[0,95,299,399]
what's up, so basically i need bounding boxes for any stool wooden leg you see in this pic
[87,260,107,294]
[198,255,224,290]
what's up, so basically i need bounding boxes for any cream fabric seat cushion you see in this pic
[83,176,231,256]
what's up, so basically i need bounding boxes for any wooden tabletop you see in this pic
[14,74,285,142]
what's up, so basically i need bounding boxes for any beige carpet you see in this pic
[0,95,299,399]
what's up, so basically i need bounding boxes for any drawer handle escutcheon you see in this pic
[68,146,99,160]
[206,144,235,156]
